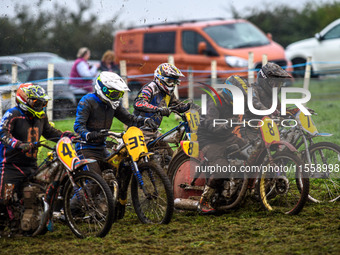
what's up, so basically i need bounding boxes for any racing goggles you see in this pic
[29,98,48,110]
[102,86,124,100]
[159,75,181,87]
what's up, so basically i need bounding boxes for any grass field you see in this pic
[1,77,339,254]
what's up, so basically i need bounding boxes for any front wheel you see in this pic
[131,162,174,224]
[307,142,340,203]
[63,171,115,238]
[258,151,309,215]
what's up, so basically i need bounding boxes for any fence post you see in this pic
[47,64,54,120]
[188,67,194,99]
[262,54,268,66]
[11,64,18,108]
[120,60,129,109]
[248,52,254,84]
[211,60,217,88]
[303,56,312,91]
[167,55,180,99]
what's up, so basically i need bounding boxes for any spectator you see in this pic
[99,50,120,74]
[69,47,100,93]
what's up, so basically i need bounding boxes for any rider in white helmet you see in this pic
[74,71,157,173]
[74,71,157,219]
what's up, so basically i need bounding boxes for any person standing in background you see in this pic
[69,47,100,94]
[99,50,120,74]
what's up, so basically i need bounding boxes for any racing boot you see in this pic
[198,185,216,214]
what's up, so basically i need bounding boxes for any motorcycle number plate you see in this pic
[56,137,79,170]
[185,110,200,132]
[181,141,199,158]
[297,111,318,135]
[260,117,280,145]
[123,126,148,161]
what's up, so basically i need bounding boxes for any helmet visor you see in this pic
[98,79,125,100]
[159,75,181,87]
[28,98,48,111]
[104,88,124,100]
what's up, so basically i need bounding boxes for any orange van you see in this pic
[114,18,291,98]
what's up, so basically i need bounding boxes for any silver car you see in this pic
[0,62,77,119]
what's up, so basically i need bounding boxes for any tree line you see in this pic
[1,0,340,59]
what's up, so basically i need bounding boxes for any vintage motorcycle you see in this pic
[169,116,310,215]
[145,106,200,172]
[0,137,114,238]
[280,108,340,202]
[99,126,174,224]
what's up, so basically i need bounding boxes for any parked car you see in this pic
[0,56,30,75]
[0,62,77,119]
[285,18,340,77]
[14,52,68,68]
[114,18,292,97]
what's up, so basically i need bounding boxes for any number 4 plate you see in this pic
[56,137,79,170]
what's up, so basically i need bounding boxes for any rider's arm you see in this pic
[73,96,92,140]
[133,85,159,113]
[115,104,146,127]
[41,117,63,140]
[0,109,23,148]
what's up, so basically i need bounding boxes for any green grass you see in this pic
[2,78,339,254]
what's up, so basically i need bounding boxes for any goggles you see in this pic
[157,74,181,87]
[98,81,124,101]
[28,98,48,110]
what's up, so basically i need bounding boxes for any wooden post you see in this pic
[168,55,180,99]
[120,60,129,109]
[211,60,217,88]
[188,67,194,99]
[47,64,54,120]
[303,56,312,91]
[11,64,18,108]
[248,52,254,84]
[262,54,268,66]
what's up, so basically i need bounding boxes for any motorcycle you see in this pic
[280,108,340,202]
[98,126,174,224]
[145,106,200,171]
[0,137,115,238]
[169,116,310,215]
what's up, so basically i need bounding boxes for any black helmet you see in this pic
[257,62,292,90]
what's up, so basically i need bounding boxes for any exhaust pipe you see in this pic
[174,198,199,211]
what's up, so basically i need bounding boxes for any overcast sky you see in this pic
[1,0,336,27]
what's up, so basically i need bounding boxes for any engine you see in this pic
[20,185,44,232]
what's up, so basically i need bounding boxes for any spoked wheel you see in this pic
[131,162,174,224]
[258,151,309,215]
[63,171,115,238]
[307,142,340,203]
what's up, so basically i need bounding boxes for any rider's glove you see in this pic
[86,131,100,142]
[157,107,171,117]
[62,131,76,140]
[174,103,191,113]
[144,118,158,130]
[17,142,34,152]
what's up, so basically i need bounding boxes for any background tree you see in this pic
[230,1,340,47]
[1,0,340,57]
[0,0,123,59]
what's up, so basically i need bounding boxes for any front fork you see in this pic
[130,158,157,197]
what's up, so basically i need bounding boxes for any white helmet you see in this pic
[95,71,130,109]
